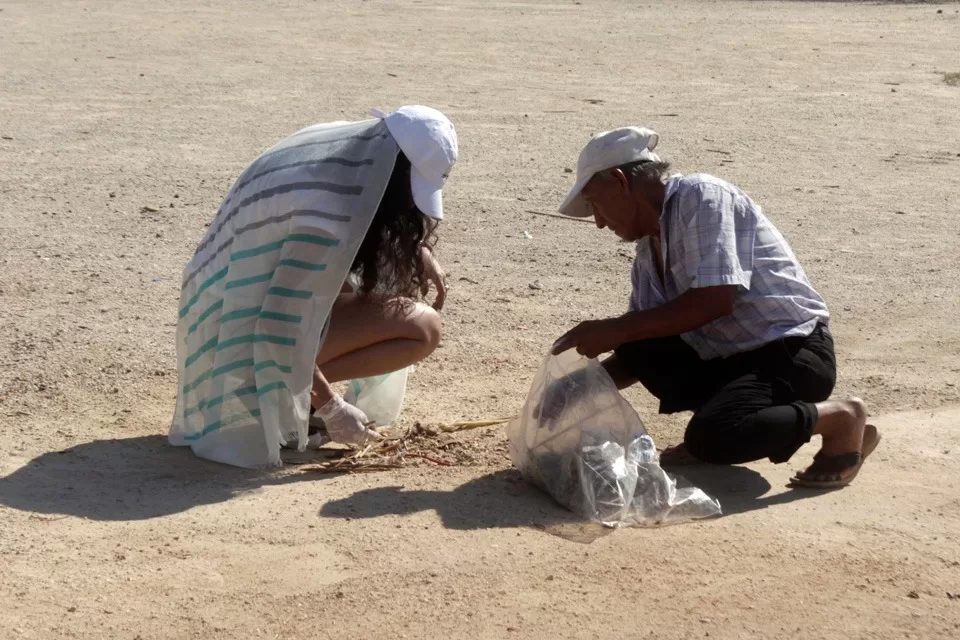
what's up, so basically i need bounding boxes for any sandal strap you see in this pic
[805,451,862,474]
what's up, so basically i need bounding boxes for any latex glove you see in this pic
[315,395,382,445]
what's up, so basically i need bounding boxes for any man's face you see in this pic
[581,170,660,242]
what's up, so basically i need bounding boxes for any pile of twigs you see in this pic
[299,418,512,475]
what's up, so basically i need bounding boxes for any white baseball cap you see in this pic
[369,105,458,221]
[559,126,660,218]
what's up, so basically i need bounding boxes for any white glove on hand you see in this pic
[316,395,382,445]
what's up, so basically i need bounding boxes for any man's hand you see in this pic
[420,246,447,311]
[552,318,626,359]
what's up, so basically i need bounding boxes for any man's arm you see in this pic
[617,284,736,343]
[553,285,737,359]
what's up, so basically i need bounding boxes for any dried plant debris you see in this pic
[299,418,512,474]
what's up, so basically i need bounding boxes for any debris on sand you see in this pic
[300,418,511,475]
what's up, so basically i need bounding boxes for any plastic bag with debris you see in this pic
[506,350,722,527]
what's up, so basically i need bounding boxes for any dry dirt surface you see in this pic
[2,1,960,639]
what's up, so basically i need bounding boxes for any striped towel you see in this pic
[170,119,399,468]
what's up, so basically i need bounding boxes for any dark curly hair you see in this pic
[351,152,437,300]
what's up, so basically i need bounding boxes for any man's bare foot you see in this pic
[790,397,880,489]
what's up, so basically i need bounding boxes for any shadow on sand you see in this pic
[1,436,818,541]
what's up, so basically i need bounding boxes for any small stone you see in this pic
[67,606,77,612]
[564,167,573,173]
[908,591,920,599]
[529,280,543,291]
[109,192,116,198]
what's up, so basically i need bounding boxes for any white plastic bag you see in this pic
[343,366,411,427]
[507,351,721,527]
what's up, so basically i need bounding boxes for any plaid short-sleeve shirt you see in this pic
[629,173,829,360]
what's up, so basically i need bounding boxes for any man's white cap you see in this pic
[559,127,660,218]
[369,105,458,221]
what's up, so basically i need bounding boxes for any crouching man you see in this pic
[551,127,879,488]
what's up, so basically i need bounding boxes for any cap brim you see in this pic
[410,167,443,221]
[558,173,594,218]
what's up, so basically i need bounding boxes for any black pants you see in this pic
[614,324,836,465]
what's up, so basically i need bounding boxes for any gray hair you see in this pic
[596,159,671,188]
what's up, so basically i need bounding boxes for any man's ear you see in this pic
[608,168,630,191]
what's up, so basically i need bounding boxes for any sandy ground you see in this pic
[2,0,959,638]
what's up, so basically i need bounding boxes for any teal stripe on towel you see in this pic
[215,334,297,351]
[179,267,228,318]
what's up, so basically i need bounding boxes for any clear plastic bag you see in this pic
[343,366,411,427]
[507,350,722,527]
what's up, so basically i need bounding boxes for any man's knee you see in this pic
[683,423,722,464]
[683,412,740,465]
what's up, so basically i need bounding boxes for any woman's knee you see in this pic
[411,305,442,355]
